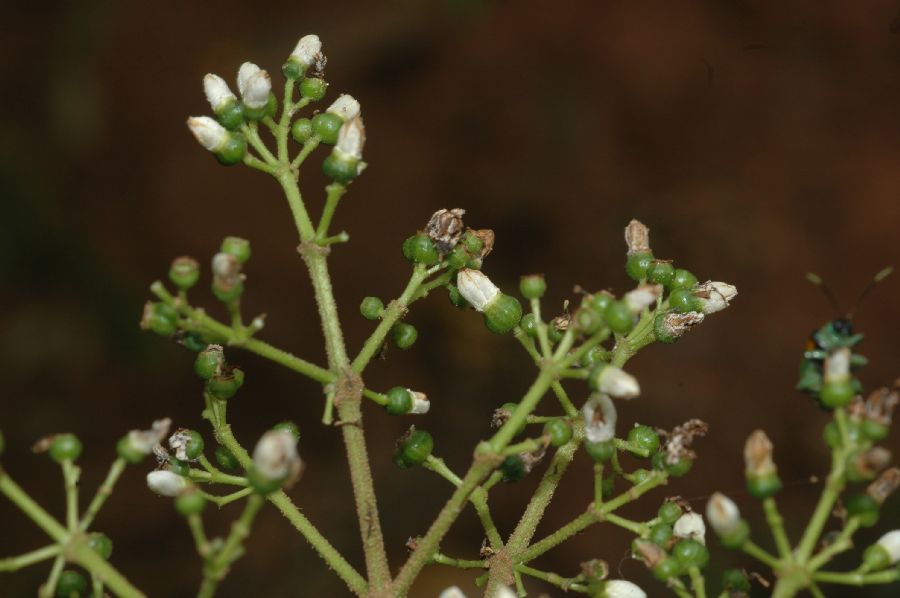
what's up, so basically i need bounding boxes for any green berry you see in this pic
[282,60,304,80]
[519,313,538,338]
[573,307,603,335]
[49,434,82,463]
[721,569,751,592]
[863,544,892,572]
[393,428,433,469]
[718,519,750,549]
[668,288,699,314]
[519,274,546,299]
[214,445,240,470]
[311,112,343,144]
[247,465,284,494]
[56,570,88,597]
[652,558,683,582]
[604,300,634,334]
[861,419,889,442]
[625,252,654,281]
[169,257,200,290]
[484,294,523,334]
[672,539,709,569]
[116,436,144,464]
[211,277,243,302]
[581,346,606,368]
[445,246,468,270]
[820,379,855,408]
[299,77,327,100]
[746,473,782,499]
[649,523,674,547]
[627,425,660,455]
[385,387,413,416]
[671,269,698,290]
[585,292,614,314]
[844,493,879,527]
[652,453,693,477]
[402,234,439,265]
[291,118,314,143]
[168,459,190,477]
[500,455,527,483]
[272,421,301,439]
[653,311,679,344]
[195,345,225,380]
[143,302,177,336]
[175,489,207,516]
[359,296,384,320]
[215,133,247,166]
[207,368,245,400]
[87,533,113,560]
[543,419,572,447]
[216,100,244,130]
[648,261,675,287]
[180,332,208,353]
[547,322,565,343]
[392,322,418,349]
[220,237,251,263]
[446,283,470,309]
[585,439,616,463]
[322,154,360,183]
[658,502,683,525]
[631,468,653,484]
[461,230,484,255]
[178,429,205,460]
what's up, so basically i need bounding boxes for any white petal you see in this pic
[594,365,640,399]
[877,530,900,564]
[410,391,430,414]
[253,430,299,481]
[236,62,261,97]
[203,74,235,111]
[604,579,647,598]
[327,94,361,121]
[825,347,851,382]
[624,284,661,314]
[706,493,740,536]
[187,116,227,151]
[438,587,467,598]
[146,470,187,497]
[290,34,322,66]
[583,394,617,443]
[492,586,516,598]
[126,418,172,455]
[335,116,365,160]
[673,512,706,545]
[242,70,271,109]
[456,269,500,311]
[696,281,737,314]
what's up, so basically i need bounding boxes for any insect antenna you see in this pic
[848,266,894,319]
[805,272,842,316]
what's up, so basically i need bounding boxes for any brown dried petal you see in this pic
[425,208,466,254]
[660,311,705,339]
[634,539,666,567]
[624,219,651,254]
[744,430,776,476]
[665,419,708,465]
[864,385,899,425]
[471,228,495,258]
[867,467,900,504]
[854,447,892,479]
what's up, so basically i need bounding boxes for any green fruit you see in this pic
[604,300,634,334]
[519,274,547,299]
[144,302,177,336]
[658,502,683,525]
[247,465,284,494]
[116,436,144,464]
[216,100,244,130]
[652,558,683,581]
[845,493,880,526]
[544,419,572,447]
[299,77,327,100]
[446,284,470,309]
[648,261,675,287]
[484,295,523,334]
[194,346,225,380]
[215,133,247,166]
[653,311,678,344]
[671,269,698,290]
[668,288,699,314]
[87,533,113,560]
[461,231,484,255]
[392,322,418,349]
[214,445,240,471]
[360,296,384,320]
[311,113,343,144]
[721,569,751,592]
[666,456,693,477]
[625,252,654,281]
[649,523,673,546]
[519,313,538,338]
[168,459,190,477]
[585,292,613,314]
[820,379,855,408]
[500,455,527,482]
[627,425,660,455]
[291,118,314,143]
[393,429,433,469]
[861,419,889,442]
[718,519,750,549]
[207,368,245,400]
[211,278,244,302]
[273,421,301,440]
[672,539,709,569]
[631,468,653,484]
[585,439,616,462]
[49,434,82,463]
[401,234,440,265]
[862,544,892,572]
[581,346,606,368]
[385,387,413,416]
[220,237,251,263]
[322,154,360,183]
[175,490,207,516]
[56,570,88,597]
[178,429,205,460]
[445,245,469,270]
[746,473,782,499]
[169,257,200,290]
[573,307,603,335]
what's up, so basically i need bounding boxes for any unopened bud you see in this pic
[624,219,651,254]
[583,394,617,443]
[242,70,272,110]
[146,470,188,497]
[603,580,647,598]
[673,511,706,544]
[327,94,361,121]
[187,116,228,151]
[457,269,499,311]
[589,364,640,399]
[252,430,300,482]
[236,62,261,98]
[868,467,900,504]
[694,281,737,314]
[203,74,236,112]
[118,418,171,464]
[706,493,741,536]
[624,284,662,314]
[410,391,430,414]
[290,34,323,67]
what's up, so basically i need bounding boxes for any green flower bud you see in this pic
[311,112,343,144]
[456,269,522,334]
[823,419,863,449]
[845,493,880,527]
[672,539,709,569]
[169,429,205,461]
[821,379,855,408]
[573,307,604,335]
[585,291,614,314]
[49,434,82,463]
[220,237,251,263]
[631,468,653,485]
[187,116,247,165]
[649,523,674,547]
[141,301,178,337]
[169,257,200,290]
[359,296,384,320]
[175,488,207,517]
[604,300,634,334]
[658,501,683,525]
[861,419,890,442]
[285,35,323,79]
[671,269,698,290]
[744,430,782,499]
[248,430,301,494]
[483,294,523,335]
[215,133,247,166]
[589,363,640,399]
[519,312,538,338]
[87,533,113,560]
[519,274,547,300]
[291,118,314,144]
[668,288,700,314]
[721,569,751,592]
[500,455,527,483]
[747,474,783,499]
[446,283,470,309]
[580,346,607,368]
[322,154,361,184]
[217,101,245,131]
[56,570,88,597]
[585,439,616,463]
[627,425,660,455]
[864,530,900,570]
[625,251,654,281]
[461,230,485,255]
[214,445,240,471]
[648,261,675,287]
[385,387,413,416]
[180,332,209,353]
[392,322,418,349]
[402,234,440,265]
[299,77,328,100]
[211,252,244,302]
[653,452,693,477]
[543,419,572,447]
[652,558,683,582]
[195,345,225,380]
[207,367,245,400]
[393,427,433,469]
[706,493,749,548]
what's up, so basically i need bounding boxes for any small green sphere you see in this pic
[580,346,607,368]
[820,379,855,408]
[282,60,304,80]
[168,459,191,477]
[584,439,616,463]
[291,118,314,144]
[393,429,433,469]
[322,154,360,184]
[181,332,208,353]
[169,257,200,290]
[652,453,693,477]
[519,313,538,338]
[519,274,547,300]
[648,261,675,287]
[721,569,751,592]
[649,523,674,547]
[658,501,683,525]
[573,308,603,335]
[402,234,440,265]
[49,434,82,463]
[544,419,573,447]
[247,465,284,494]
[87,533,113,560]
[484,294,523,335]
[461,231,484,255]
[604,300,634,334]
[627,425,660,455]
[116,436,145,464]
[652,558,683,582]
[844,493,880,527]
[672,539,710,569]
[207,368,245,400]
[746,473,782,499]
[216,100,245,131]
[195,346,225,380]
[861,419,889,442]
[547,322,565,343]
[671,269,698,290]
[214,445,240,471]
[175,490,207,516]
[299,77,328,100]
[359,296,384,320]
[446,284,470,309]
[145,302,177,337]
[211,277,244,302]
[392,322,418,349]
[220,237,251,263]
[668,288,699,314]
[586,292,614,314]
[385,387,413,416]
[445,245,468,270]
[215,133,247,166]
[625,252,654,281]
[631,468,653,485]
[500,455,527,483]
[179,429,205,460]
[311,112,343,144]
[653,311,680,344]
[56,570,88,597]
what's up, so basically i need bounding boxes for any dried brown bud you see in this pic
[863,385,899,425]
[425,208,466,254]
[853,447,892,480]
[491,405,514,429]
[633,539,666,567]
[744,430,777,477]
[659,311,705,339]
[470,228,495,259]
[551,314,571,332]
[624,219,651,254]
[868,467,900,504]
[664,419,708,465]
[579,559,609,582]
[212,252,243,292]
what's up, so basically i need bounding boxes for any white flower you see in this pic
[125,418,171,455]
[236,62,261,97]
[876,530,900,564]
[583,394,617,443]
[327,94,361,121]
[187,116,227,151]
[438,587,467,598]
[673,512,706,545]
[241,69,272,109]
[146,470,187,497]
[457,269,500,311]
[604,579,647,598]
[695,281,737,314]
[706,493,740,536]
[592,365,640,399]
[410,390,430,414]
[624,284,661,314]
[492,586,516,598]
[203,74,235,112]
[824,347,851,382]
[290,34,323,67]
[252,430,299,481]
[335,116,365,161]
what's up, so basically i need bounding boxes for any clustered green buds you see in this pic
[393,427,433,468]
[743,430,782,499]
[456,269,522,334]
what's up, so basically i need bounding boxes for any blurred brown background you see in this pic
[2,1,900,596]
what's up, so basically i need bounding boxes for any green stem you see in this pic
[39,555,65,598]
[276,79,294,162]
[763,496,793,559]
[243,154,277,174]
[514,564,589,593]
[796,444,846,563]
[807,517,862,571]
[316,183,346,240]
[71,541,146,598]
[188,468,248,486]
[201,487,254,507]
[188,514,212,558]
[812,569,900,585]
[530,298,552,358]
[290,137,321,170]
[606,512,647,535]
[431,553,488,569]
[80,458,126,531]
[62,460,80,531]
[0,470,68,541]
[197,494,266,598]
[0,545,61,572]
[689,566,707,598]
[241,123,278,165]
[740,540,780,569]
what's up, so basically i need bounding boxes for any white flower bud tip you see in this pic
[203,74,236,112]
[604,579,647,598]
[236,62,261,97]
[695,281,738,314]
[335,116,365,161]
[825,347,851,382]
[457,269,501,312]
[327,94,361,121]
[594,365,640,399]
[410,390,430,414]
[291,34,323,67]
[673,512,706,544]
[438,587,468,598]
[876,529,900,564]
[624,284,662,314]
[493,586,516,598]
[126,418,172,455]
[253,430,299,481]
[583,394,617,443]
[242,69,272,109]
[706,492,740,536]
[187,116,227,152]
[146,470,188,497]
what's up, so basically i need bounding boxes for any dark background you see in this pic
[2,1,900,596]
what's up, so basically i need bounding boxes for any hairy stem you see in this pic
[79,458,126,531]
